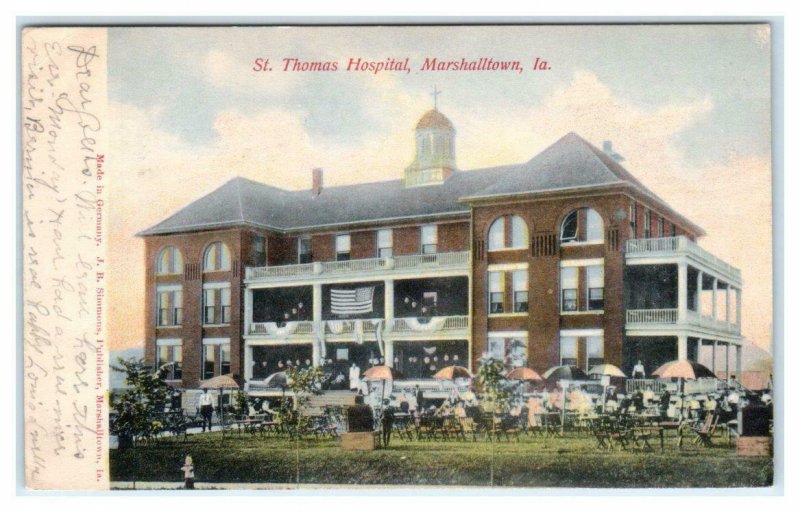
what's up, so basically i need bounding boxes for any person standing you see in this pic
[632,360,646,379]
[349,362,361,391]
[380,400,396,448]
[415,385,425,414]
[198,389,214,432]
[181,455,195,489]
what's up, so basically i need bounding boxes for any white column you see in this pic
[736,345,742,380]
[696,270,703,312]
[313,283,322,366]
[711,278,718,320]
[696,338,703,363]
[244,287,253,336]
[384,280,395,367]
[712,341,717,373]
[244,344,253,381]
[677,262,688,323]
[725,343,730,380]
[677,335,688,361]
[736,287,742,327]
[725,285,731,323]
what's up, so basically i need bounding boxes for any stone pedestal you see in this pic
[736,436,772,457]
[339,431,378,450]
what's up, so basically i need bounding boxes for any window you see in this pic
[157,340,182,380]
[203,242,231,272]
[251,236,266,266]
[488,217,505,250]
[488,272,504,314]
[587,265,605,311]
[560,336,578,367]
[335,234,351,261]
[629,202,638,238]
[203,284,231,325]
[587,336,604,369]
[657,217,665,238]
[487,336,528,369]
[378,229,393,258]
[220,344,231,375]
[643,209,652,238]
[157,287,182,326]
[671,223,677,237]
[488,215,529,250]
[202,341,232,379]
[298,236,312,264]
[156,246,183,275]
[421,224,437,254]
[560,208,603,243]
[560,267,578,312]
[560,211,578,242]
[202,345,216,380]
[512,270,528,313]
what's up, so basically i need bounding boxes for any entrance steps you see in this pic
[305,390,358,415]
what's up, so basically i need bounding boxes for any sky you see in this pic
[106,25,772,357]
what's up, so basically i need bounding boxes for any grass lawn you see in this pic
[110,430,773,488]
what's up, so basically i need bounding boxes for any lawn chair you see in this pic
[458,417,479,442]
[497,415,523,442]
[441,416,466,441]
[591,417,612,450]
[692,414,720,447]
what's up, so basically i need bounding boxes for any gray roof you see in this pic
[139,132,701,236]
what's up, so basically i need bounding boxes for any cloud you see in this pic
[106,71,772,353]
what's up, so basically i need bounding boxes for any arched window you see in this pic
[203,242,231,272]
[487,215,529,250]
[560,208,604,243]
[156,246,183,275]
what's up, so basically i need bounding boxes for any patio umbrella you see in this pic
[588,364,626,412]
[433,365,472,380]
[588,364,627,378]
[362,365,404,416]
[542,365,589,383]
[199,374,240,422]
[505,367,543,382]
[363,365,404,381]
[652,360,716,380]
[263,371,289,389]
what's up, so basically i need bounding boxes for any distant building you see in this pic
[138,107,743,405]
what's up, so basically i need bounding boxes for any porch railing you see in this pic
[245,251,470,282]
[625,236,741,283]
[626,308,678,324]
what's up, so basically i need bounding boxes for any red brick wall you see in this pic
[471,194,631,374]
[144,228,266,388]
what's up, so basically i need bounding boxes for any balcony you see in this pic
[245,251,470,285]
[625,236,741,285]
[245,315,470,340]
[625,308,741,339]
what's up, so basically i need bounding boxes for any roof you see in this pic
[138,132,703,236]
[415,109,454,130]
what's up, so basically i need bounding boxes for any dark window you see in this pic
[562,289,578,312]
[588,287,604,311]
[560,210,578,242]
[489,292,504,314]
[251,235,266,266]
[514,291,529,312]
[298,237,312,264]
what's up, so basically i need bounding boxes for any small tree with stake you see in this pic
[110,358,172,450]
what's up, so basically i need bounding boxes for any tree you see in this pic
[278,365,325,433]
[476,356,511,415]
[110,357,172,449]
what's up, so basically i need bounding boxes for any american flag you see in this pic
[331,286,375,316]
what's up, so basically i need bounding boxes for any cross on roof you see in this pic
[431,86,441,110]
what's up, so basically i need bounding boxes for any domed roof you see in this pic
[415,109,454,130]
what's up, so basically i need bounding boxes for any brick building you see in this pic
[139,108,743,404]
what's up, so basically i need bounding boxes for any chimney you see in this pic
[602,141,625,163]
[312,168,323,198]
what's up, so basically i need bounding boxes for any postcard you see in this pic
[20,23,775,491]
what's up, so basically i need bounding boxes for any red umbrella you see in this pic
[505,367,543,382]
[362,365,403,381]
[653,360,716,380]
[433,366,472,380]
